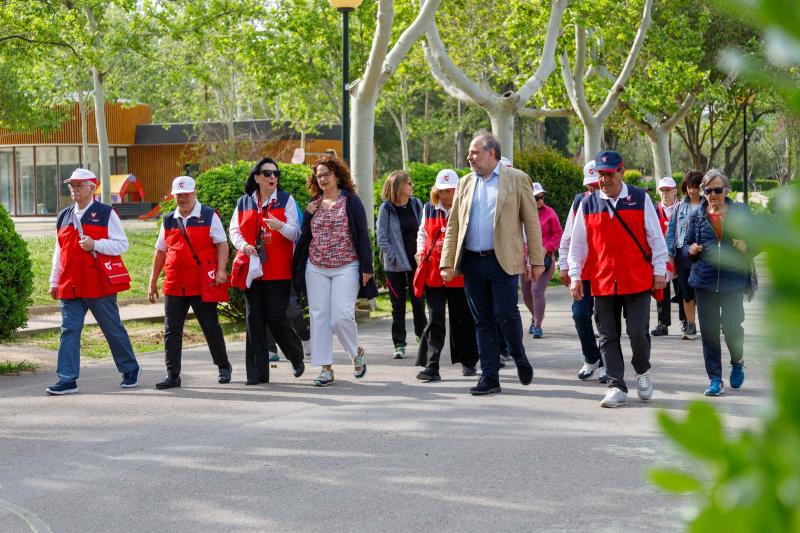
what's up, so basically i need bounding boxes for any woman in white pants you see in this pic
[292,156,378,386]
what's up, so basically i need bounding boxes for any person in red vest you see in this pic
[414,169,479,381]
[46,168,140,395]
[568,151,668,408]
[148,176,232,389]
[230,157,305,385]
[651,176,686,337]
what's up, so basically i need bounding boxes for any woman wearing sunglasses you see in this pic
[685,169,757,396]
[230,157,306,385]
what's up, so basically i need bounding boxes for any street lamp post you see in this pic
[328,0,363,165]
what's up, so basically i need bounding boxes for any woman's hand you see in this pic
[414,251,423,264]
[689,243,704,256]
[243,244,258,257]
[306,200,320,215]
[362,273,373,286]
[731,239,748,254]
[265,215,284,231]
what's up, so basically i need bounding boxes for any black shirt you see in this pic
[396,201,419,268]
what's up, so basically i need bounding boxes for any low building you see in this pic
[0,102,341,216]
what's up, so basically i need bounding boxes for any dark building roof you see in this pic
[135,120,342,145]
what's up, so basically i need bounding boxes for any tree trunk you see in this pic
[648,129,672,179]
[351,92,378,231]
[422,91,429,165]
[583,121,603,163]
[91,67,111,204]
[489,109,515,162]
[454,100,464,167]
[78,96,89,167]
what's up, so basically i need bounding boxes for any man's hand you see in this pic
[148,281,159,303]
[49,287,58,300]
[243,244,258,257]
[570,279,584,301]
[689,243,703,256]
[440,267,455,283]
[528,265,545,282]
[414,251,423,264]
[653,274,667,290]
[79,235,95,252]
[559,270,571,287]
[215,269,228,285]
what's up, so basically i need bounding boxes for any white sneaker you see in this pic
[636,371,653,401]
[351,347,366,379]
[600,388,627,408]
[578,361,600,380]
[314,369,334,387]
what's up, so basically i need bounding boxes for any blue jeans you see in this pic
[461,252,526,382]
[695,289,744,380]
[573,280,602,365]
[56,295,138,382]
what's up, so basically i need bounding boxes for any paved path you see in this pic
[0,290,770,532]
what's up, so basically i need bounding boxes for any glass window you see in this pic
[0,148,13,214]
[115,147,128,174]
[35,146,58,214]
[15,147,34,215]
[58,147,80,209]
[87,146,100,175]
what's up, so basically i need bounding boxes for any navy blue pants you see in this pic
[461,252,527,383]
[695,289,744,380]
[572,280,602,365]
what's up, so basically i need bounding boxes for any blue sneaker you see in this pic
[120,366,141,388]
[269,352,280,362]
[730,362,745,389]
[46,380,79,395]
[528,323,535,335]
[533,326,543,339]
[704,377,725,396]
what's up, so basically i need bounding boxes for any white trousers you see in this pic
[305,260,360,366]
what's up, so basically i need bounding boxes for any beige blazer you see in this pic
[440,165,544,275]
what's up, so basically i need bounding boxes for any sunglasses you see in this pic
[703,187,724,195]
[534,195,544,201]
[257,169,280,178]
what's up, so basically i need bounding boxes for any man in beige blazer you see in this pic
[440,133,545,395]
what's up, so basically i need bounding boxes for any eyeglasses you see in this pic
[66,183,89,190]
[257,169,280,178]
[703,187,725,195]
[315,171,335,180]
[534,194,544,201]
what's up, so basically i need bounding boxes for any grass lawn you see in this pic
[10,318,247,358]
[25,228,160,306]
[0,360,37,375]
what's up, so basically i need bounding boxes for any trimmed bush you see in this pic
[514,147,583,226]
[0,205,33,339]
[730,178,779,192]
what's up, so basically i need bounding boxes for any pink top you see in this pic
[538,204,563,254]
[309,195,359,268]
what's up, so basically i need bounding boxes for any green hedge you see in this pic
[730,179,779,192]
[0,205,33,339]
[515,147,583,226]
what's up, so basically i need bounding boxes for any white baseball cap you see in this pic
[658,177,677,190]
[435,169,458,190]
[499,157,513,168]
[170,176,196,195]
[583,160,598,185]
[532,182,546,196]
[63,168,98,185]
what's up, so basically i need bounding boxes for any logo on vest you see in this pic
[104,260,112,270]
[90,211,97,218]
[207,269,215,279]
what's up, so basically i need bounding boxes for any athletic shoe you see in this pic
[218,363,232,384]
[600,388,627,408]
[470,377,501,395]
[462,365,477,377]
[598,366,608,384]
[680,320,688,334]
[46,380,78,395]
[532,326,543,338]
[416,367,441,382]
[268,352,280,362]
[313,369,334,387]
[578,361,600,380]
[120,366,141,388]
[682,323,697,340]
[393,345,405,359]
[704,377,725,396]
[636,371,653,401]
[730,362,745,389]
[528,323,535,335]
[351,347,367,379]
[650,324,669,337]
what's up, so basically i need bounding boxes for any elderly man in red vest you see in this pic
[148,176,232,389]
[567,151,668,408]
[46,169,140,395]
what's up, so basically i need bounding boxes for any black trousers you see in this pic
[655,281,687,326]
[594,290,652,393]
[265,284,310,353]
[415,286,478,369]
[385,269,426,347]
[244,279,303,381]
[695,289,745,380]
[164,294,230,376]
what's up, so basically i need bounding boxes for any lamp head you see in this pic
[328,0,363,9]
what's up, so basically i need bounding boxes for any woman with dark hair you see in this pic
[376,170,426,359]
[665,171,704,340]
[230,157,305,385]
[292,156,377,387]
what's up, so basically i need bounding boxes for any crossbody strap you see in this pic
[423,225,443,262]
[175,217,202,267]
[604,199,652,263]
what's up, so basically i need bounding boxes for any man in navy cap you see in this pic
[567,151,667,408]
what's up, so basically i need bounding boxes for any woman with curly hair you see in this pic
[292,156,378,386]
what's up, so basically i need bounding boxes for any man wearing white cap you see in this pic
[148,176,232,389]
[46,168,140,395]
[651,176,686,337]
[558,160,605,383]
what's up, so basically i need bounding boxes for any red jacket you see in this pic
[419,202,464,288]
[55,202,129,299]
[582,186,653,296]
[162,206,219,296]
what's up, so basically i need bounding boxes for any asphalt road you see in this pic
[0,290,770,532]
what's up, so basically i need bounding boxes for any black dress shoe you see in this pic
[416,367,441,382]
[292,361,305,378]
[245,374,269,385]
[514,356,534,386]
[218,363,232,384]
[156,374,181,390]
[462,365,477,377]
[470,377,501,395]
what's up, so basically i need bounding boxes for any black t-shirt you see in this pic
[396,201,418,268]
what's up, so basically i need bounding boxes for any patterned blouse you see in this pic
[309,195,359,268]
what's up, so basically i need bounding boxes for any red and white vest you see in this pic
[162,205,219,297]
[582,186,653,296]
[420,203,464,289]
[55,202,129,299]
[571,191,594,282]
